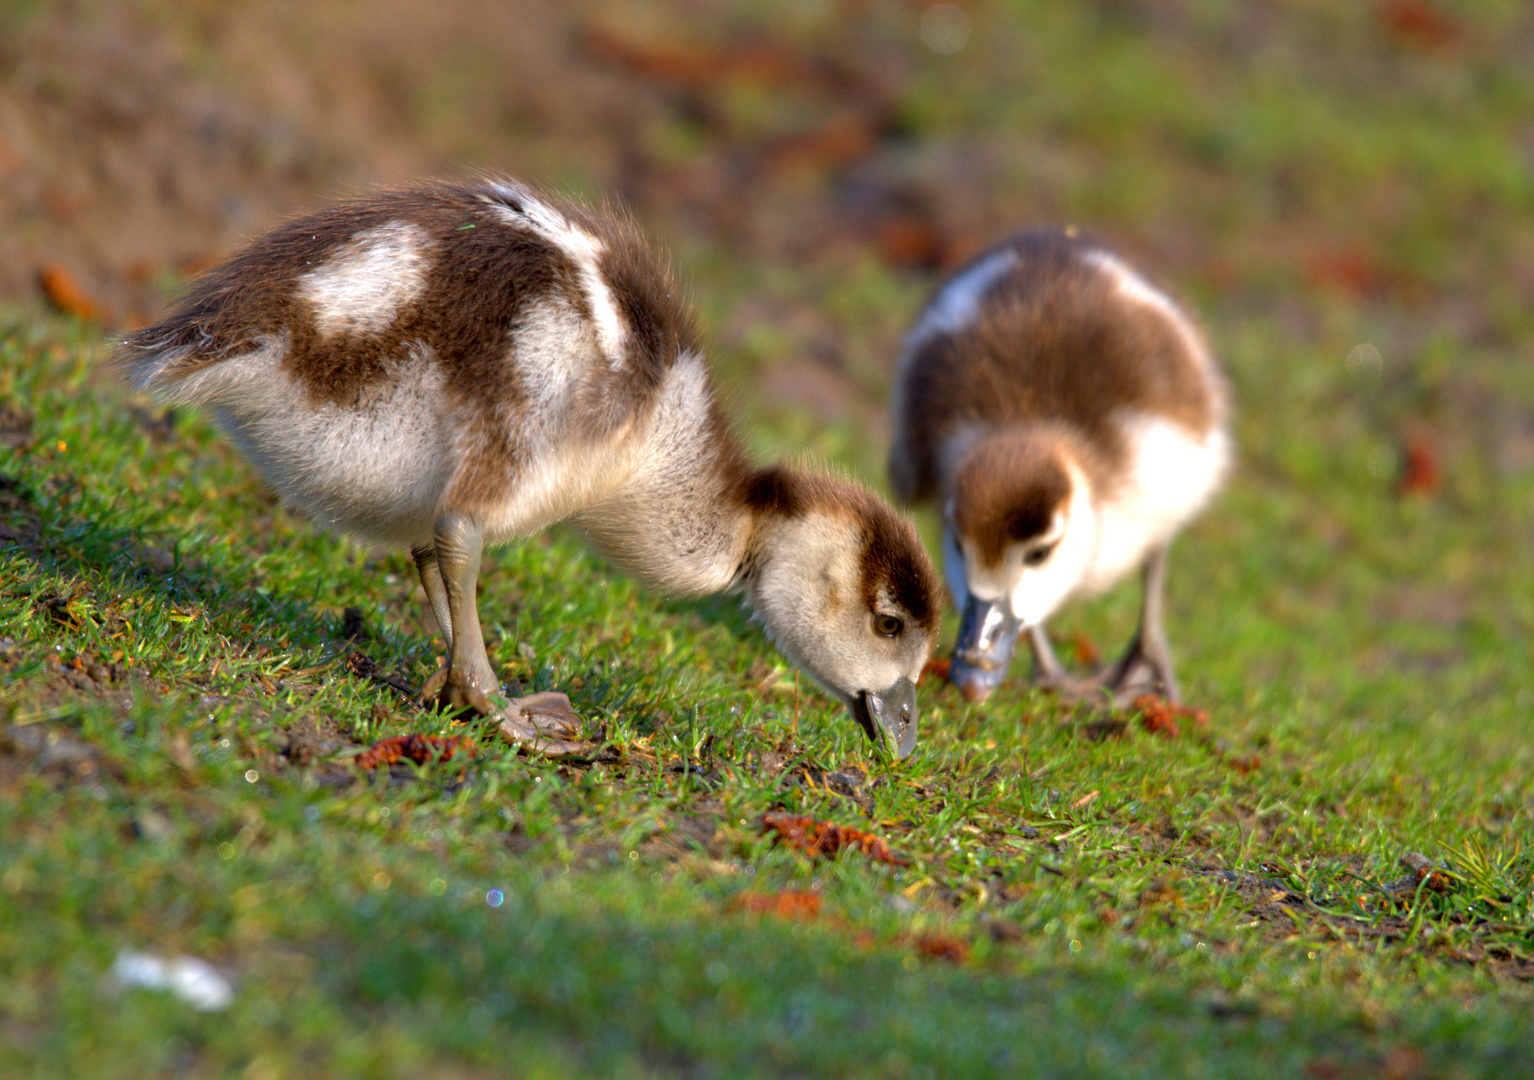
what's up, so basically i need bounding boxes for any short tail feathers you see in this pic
[114,250,285,400]
[115,324,210,396]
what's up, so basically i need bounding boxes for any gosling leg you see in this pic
[411,543,454,651]
[1101,545,1180,704]
[426,511,502,714]
[420,512,586,752]
[1026,623,1072,686]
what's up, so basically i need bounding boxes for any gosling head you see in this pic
[945,430,1096,703]
[742,469,941,757]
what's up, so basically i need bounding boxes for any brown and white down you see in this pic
[118,179,941,756]
[888,229,1230,705]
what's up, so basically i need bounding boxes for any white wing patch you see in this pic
[482,182,629,368]
[1081,248,1213,378]
[902,247,1020,353]
[299,221,431,338]
[503,293,600,437]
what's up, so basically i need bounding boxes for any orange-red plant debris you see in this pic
[1068,630,1100,667]
[728,889,823,920]
[1378,0,1459,51]
[38,263,103,322]
[760,812,910,867]
[921,655,951,683]
[1396,431,1440,498]
[355,733,478,770]
[1131,694,1209,739]
[1216,750,1262,775]
[910,932,970,964]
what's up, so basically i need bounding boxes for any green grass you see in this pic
[4,313,1532,1078]
[6,2,1534,1077]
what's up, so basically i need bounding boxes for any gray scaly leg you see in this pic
[428,511,501,713]
[411,543,454,651]
[1103,544,1180,704]
[1026,623,1072,686]
[417,512,587,754]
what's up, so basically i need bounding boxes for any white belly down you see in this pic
[1083,412,1231,592]
[184,342,456,546]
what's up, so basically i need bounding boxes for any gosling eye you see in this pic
[873,613,903,638]
[1022,542,1056,568]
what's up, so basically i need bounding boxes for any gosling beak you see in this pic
[852,676,918,758]
[949,594,1022,703]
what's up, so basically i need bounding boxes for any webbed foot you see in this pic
[493,690,594,758]
[1033,653,1169,709]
